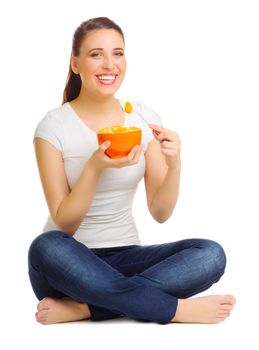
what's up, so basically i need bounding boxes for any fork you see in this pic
[124,101,160,137]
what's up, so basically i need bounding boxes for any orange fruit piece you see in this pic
[98,127,111,134]
[97,125,142,158]
[111,126,128,133]
[128,126,139,131]
[124,101,133,114]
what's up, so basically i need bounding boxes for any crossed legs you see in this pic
[28,231,235,325]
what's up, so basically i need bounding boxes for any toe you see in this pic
[37,297,54,311]
[221,295,236,305]
[35,311,42,323]
[36,310,48,324]
[37,302,45,311]
[220,304,233,311]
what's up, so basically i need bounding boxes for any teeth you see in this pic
[97,75,116,81]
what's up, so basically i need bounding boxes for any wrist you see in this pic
[86,158,103,175]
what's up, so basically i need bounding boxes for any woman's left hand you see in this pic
[149,124,181,169]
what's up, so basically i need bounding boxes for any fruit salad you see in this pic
[97,125,142,158]
[98,125,140,133]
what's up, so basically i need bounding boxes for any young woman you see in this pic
[28,17,235,325]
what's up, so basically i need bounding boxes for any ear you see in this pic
[70,55,79,74]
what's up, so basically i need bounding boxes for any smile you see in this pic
[96,74,118,85]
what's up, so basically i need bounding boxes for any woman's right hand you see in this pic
[88,141,145,171]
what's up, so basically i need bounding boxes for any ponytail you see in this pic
[62,64,81,104]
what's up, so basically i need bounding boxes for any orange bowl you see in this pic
[97,126,142,158]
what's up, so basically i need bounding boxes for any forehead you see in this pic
[81,29,124,51]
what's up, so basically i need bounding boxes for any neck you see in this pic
[73,88,121,119]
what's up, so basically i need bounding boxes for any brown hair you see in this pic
[62,17,124,104]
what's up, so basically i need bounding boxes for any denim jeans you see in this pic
[28,230,226,324]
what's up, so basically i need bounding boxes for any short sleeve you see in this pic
[33,112,63,152]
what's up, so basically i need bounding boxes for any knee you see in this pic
[28,230,70,265]
[202,239,227,278]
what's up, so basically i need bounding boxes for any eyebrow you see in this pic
[88,47,124,54]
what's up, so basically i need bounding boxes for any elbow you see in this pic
[149,202,176,224]
[54,207,81,236]
[60,222,79,236]
[150,207,174,224]
[53,216,78,236]
[61,227,76,236]
[56,222,77,236]
[155,216,169,224]
[151,211,171,224]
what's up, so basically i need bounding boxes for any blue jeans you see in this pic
[28,230,226,324]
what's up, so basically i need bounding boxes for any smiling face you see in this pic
[70,29,126,98]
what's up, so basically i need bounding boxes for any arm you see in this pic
[55,161,102,234]
[34,138,103,235]
[144,125,181,223]
[34,138,144,235]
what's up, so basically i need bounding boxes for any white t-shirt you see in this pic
[33,99,162,248]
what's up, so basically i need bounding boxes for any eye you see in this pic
[114,51,124,56]
[90,52,102,58]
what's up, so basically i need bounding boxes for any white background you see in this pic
[0,0,258,349]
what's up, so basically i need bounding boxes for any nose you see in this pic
[102,54,115,70]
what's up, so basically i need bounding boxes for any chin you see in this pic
[98,86,121,97]
[97,79,123,94]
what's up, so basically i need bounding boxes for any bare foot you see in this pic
[35,297,91,325]
[171,295,236,324]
